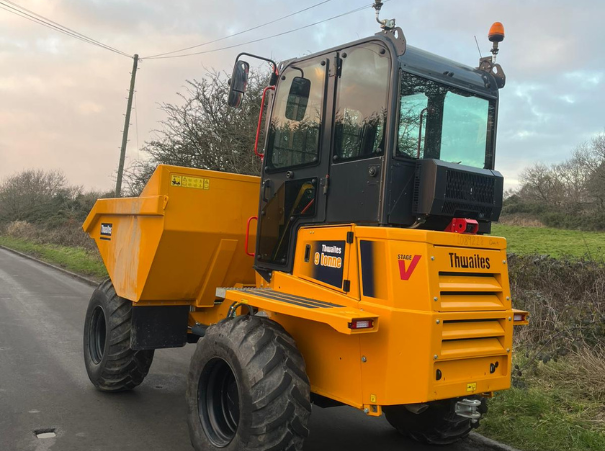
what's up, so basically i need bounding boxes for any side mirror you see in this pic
[285,77,311,121]
[228,60,250,108]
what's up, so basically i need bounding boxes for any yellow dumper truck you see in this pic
[82,7,527,450]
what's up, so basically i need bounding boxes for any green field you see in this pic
[0,236,107,280]
[492,224,605,260]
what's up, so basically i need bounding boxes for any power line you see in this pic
[144,1,383,60]
[0,1,130,57]
[142,0,335,59]
[0,0,131,57]
[0,0,131,58]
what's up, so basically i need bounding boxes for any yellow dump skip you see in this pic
[83,165,260,303]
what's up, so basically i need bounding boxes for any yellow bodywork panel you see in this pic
[264,225,516,408]
[83,165,259,302]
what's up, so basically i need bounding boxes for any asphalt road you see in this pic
[0,248,500,451]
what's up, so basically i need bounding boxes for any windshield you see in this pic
[396,72,495,169]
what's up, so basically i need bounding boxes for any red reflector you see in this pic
[513,313,525,322]
[349,319,373,330]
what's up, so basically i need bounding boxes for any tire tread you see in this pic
[188,315,310,450]
[83,279,154,392]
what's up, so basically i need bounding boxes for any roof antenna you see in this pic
[373,1,395,30]
[474,35,483,59]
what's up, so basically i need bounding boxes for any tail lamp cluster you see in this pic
[348,319,374,330]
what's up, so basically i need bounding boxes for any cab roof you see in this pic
[399,45,499,99]
[280,33,500,100]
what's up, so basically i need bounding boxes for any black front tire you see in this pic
[187,315,311,451]
[383,397,487,445]
[83,279,154,391]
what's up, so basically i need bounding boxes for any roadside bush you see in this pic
[482,255,605,449]
[539,346,605,404]
[5,220,38,239]
[4,220,95,251]
[497,214,545,228]
[0,169,114,252]
[508,254,605,369]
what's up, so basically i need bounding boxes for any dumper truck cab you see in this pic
[82,6,527,450]
[245,25,505,280]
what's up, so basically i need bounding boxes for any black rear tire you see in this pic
[383,397,487,445]
[187,315,311,451]
[83,279,154,391]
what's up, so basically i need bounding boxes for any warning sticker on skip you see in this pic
[171,175,209,190]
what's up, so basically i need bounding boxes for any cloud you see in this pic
[0,0,603,193]
[564,70,603,88]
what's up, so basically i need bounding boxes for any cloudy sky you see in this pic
[0,0,603,192]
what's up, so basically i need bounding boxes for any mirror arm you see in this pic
[236,52,279,85]
[254,86,276,160]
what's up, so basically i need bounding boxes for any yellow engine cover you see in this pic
[267,225,514,408]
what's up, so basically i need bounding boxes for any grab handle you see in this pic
[245,216,258,257]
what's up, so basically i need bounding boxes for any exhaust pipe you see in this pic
[404,403,429,415]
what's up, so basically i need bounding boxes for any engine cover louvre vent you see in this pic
[412,159,503,222]
[445,170,495,205]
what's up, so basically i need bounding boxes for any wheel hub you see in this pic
[198,358,240,447]
[89,306,106,364]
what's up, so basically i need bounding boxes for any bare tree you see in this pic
[518,163,566,207]
[507,131,605,228]
[0,170,72,223]
[126,70,270,195]
[585,134,605,210]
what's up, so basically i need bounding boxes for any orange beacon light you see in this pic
[489,22,505,42]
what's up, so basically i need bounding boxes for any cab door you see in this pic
[255,54,335,272]
[327,42,392,223]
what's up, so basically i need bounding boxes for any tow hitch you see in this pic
[455,399,482,422]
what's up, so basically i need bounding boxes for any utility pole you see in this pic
[115,54,139,197]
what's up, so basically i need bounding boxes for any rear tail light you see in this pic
[349,319,374,330]
[513,311,529,325]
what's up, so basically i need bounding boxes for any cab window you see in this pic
[396,72,495,169]
[265,60,326,171]
[333,43,390,162]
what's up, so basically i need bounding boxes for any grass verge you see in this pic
[0,235,107,280]
[491,224,605,259]
[479,352,605,451]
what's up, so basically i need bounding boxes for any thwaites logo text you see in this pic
[397,254,421,280]
[449,252,491,269]
[314,244,343,269]
[310,240,345,289]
